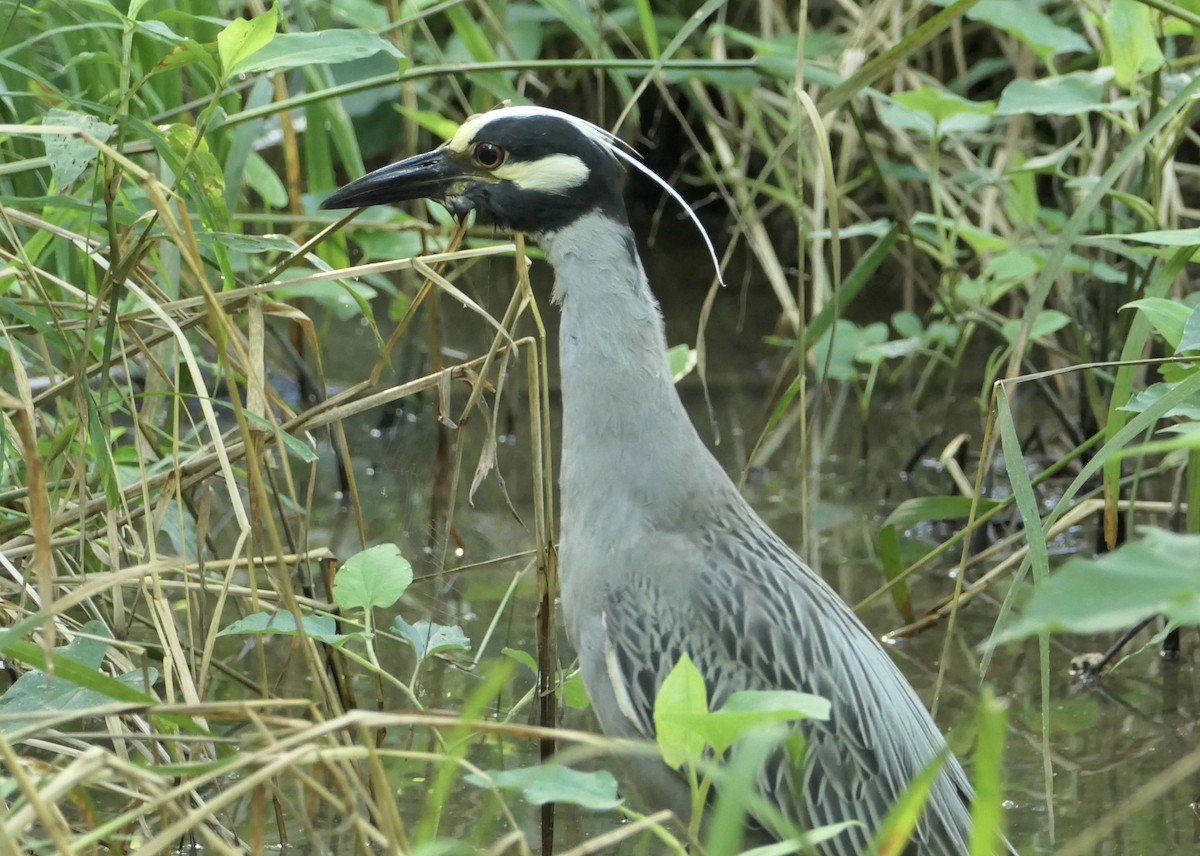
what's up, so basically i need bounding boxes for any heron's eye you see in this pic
[473,142,506,169]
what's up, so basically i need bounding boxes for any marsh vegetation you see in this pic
[2,1,1199,853]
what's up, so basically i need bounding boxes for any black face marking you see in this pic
[323,111,634,235]
[460,115,628,234]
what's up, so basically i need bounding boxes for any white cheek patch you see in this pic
[494,154,589,193]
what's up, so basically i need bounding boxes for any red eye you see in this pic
[473,141,505,169]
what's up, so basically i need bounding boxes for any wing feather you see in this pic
[594,501,984,855]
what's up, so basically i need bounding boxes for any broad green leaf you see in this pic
[563,670,590,710]
[1000,309,1070,344]
[160,123,230,232]
[500,647,538,673]
[43,108,116,188]
[893,86,996,125]
[891,311,923,338]
[156,38,219,75]
[0,621,161,733]
[882,87,994,136]
[985,249,1040,282]
[995,69,1139,116]
[391,617,470,661]
[269,275,378,322]
[883,496,1004,530]
[667,343,697,382]
[1007,138,1081,174]
[217,611,353,645]
[813,320,888,381]
[1119,382,1200,421]
[500,649,589,707]
[243,151,288,208]
[653,652,708,769]
[708,690,828,749]
[911,213,1008,254]
[464,765,622,810]
[1123,297,1190,350]
[0,668,158,734]
[964,0,1089,59]
[664,702,823,759]
[231,30,405,74]
[993,528,1200,643]
[1,639,158,708]
[218,4,278,78]
[332,544,412,611]
[1178,305,1200,354]
[353,229,425,263]
[858,337,920,364]
[1103,0,1165,87]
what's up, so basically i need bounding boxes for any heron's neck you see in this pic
[541,210,724,530]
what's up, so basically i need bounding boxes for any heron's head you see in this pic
[321,106,629,235]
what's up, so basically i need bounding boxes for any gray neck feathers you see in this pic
[541,211,733,538]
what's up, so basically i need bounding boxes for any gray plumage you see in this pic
[323,105,1015,855]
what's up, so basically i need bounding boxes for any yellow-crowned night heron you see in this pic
[323,106,1013,855]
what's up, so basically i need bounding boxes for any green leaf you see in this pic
[239,412,319,463]
[43,108,117,188]
[1120,382,1200,421]
[1000,309,1070,344]
[813,320,888,381]
[877,525,914,623]
[353,228,424,263]
[1096,227,1200,248]
[653,652,709,769]
[1178,305,1200,354]
[332,544,412,611]
[1103,0,1165,88]
[0,621,161,733]
[891,311,923,338]
[993,528,1200,643]
[893,86,996,125]
[1123,297,1191,350]
[667,343,697,382]
[883,496,1003,530]
[563,669,590,710]
[218,3,278,78]
[217,611,352,645]
[696,691,829,756]
[996,69,1139,117]
[969,689,1008,856]
[911,213,1009,254]
[230,29,405,74]
[964,0,1089,59]
[243,151,288,208]
[464,765,622,810]
[391,617,470,661]
[500,647,538,673]
[883,86,994,136]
